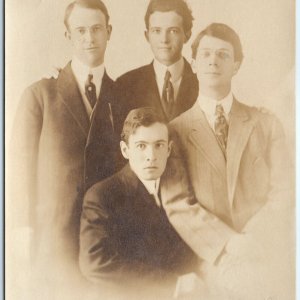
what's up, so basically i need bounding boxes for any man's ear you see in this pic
[167,140,173,157]
[233,61,241,76]
[107,25,112,40]
[65,30,71,41]
[184,30,192,43]
[191,59,197,74]
[144,30,149,43]
[120,141,129,160]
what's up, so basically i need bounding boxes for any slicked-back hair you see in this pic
[191,23,244,63]
[121,107,169,144]
[144,0,194,40]
[64,0,110,30]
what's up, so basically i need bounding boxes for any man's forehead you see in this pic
[128,123,169,142]
[198,35,233,50]
[68,5,106,25]
[149,11,183,28]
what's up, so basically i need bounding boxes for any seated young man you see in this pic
[79,107,197,298]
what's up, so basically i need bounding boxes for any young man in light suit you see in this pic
[161,23,293,298]
[79,107,197,299]
[10,0,118,284]
[114,0,199,136]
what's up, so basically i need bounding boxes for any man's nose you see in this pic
[208,52,219,66]
[84,29,94,43]
[160,30,169,43]
[146,147,157,161]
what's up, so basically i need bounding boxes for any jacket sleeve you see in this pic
[79,184,172,285]
[8,85,43,229]
[241,114,293,233]
[79,185,124,283]
[160,128,236,264]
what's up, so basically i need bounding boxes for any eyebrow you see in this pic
[199,47,231,52]
[134,140,167,144]
[150,26,180,30]
[74,24,104,29]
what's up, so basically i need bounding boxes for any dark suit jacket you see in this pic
[114,59,199,136]
[79,164,196,291]
[10,62,118,272]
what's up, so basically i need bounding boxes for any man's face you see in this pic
[121,123,172,181]
[193,35,240,90]
[145,11,187,66]
[65,5,111,68]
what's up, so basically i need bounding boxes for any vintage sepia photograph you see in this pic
[6,0,295,299]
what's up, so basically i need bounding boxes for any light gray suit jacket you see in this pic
[161,99,291,263]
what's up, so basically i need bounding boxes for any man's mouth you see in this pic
[144,166,158,170]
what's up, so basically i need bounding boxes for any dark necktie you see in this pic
[162,70,174,118]
[214,104,228,152]
[85,74,97,108]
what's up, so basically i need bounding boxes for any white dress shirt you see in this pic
[140,178,161,207]
[71,57,105,118]
[153,57,184,101]
[197,92,233,131]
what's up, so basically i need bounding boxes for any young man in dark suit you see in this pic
[79,107,197,298]
[9,0,118,283]
[114,0,199,136]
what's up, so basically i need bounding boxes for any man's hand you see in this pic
[174,272,205,299]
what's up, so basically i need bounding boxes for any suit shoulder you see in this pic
[116,65,151,84]
[22,78,58,98]
[85,173,124,201]
[240,101,279,121]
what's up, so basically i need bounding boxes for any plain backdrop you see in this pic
[6,0,295,147]
[5,1,295,298]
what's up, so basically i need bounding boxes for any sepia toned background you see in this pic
[6,0,295,145]
[5,0,295,299]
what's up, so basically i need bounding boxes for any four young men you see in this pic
[11,0,293,298]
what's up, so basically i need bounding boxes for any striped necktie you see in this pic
[214,104,228,152]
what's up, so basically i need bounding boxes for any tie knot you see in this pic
[215,104,225,116]
[86,73,93,84]
[164,70,171,82]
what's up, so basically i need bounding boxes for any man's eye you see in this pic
[137,144,146,150]
[152,29,161,34]
[156,143,165,149]
[92,26,102,33]
[217,52,230,60]
[77,28,86,35]
[170,29,179,34]
[199,51,211,58]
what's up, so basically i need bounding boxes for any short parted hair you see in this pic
[64,0,110,30]
[121,107,169,144]
[191,23,244,63]
[144,0,194,39]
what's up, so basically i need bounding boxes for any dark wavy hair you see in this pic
[144,0,194,40]
[121,107,168,144]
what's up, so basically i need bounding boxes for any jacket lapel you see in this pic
[146,63,169,120]
[57,62,90,137]
[86,72,114,147]
[188,105,227,180]
[226,99,256,206]
[175,59,198,116]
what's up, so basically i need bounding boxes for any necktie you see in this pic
[162,70,174,119]
[85,74,97,108]
[214,104,228,152]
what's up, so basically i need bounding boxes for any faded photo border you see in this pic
[5,0,297,299]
